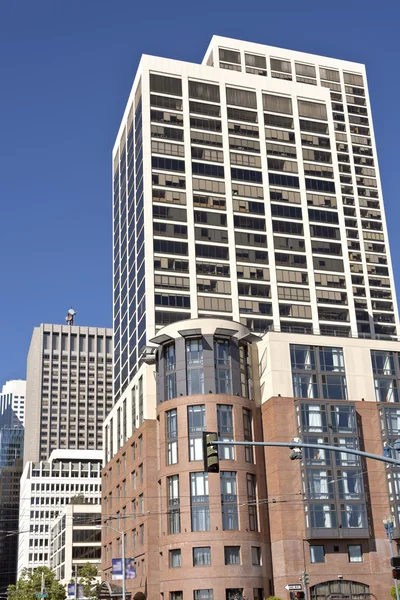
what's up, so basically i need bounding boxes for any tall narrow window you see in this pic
[109,418,113,457]
[132,388,137,432]
[166,409,178,465]
[167,475,180,534]
[243,409,253,463]
[122,399,127,443]
[239,345,250,398]
[220,471,238,530]
[190,472,210,531]
[105,425,109,463]
[117,408,121,450]
[188,405,206,461]
[138,377,144,425]
[165,344,177,400]
[186,339,204,395]
[247,473,258,531]
[320,347,347,400]
[217,405,234,460]
[214,339,232,394]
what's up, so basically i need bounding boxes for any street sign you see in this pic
[36,594,48,598]
[284,584,303,591]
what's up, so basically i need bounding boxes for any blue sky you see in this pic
[0,0,399,384]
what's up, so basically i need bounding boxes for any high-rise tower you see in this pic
[24,324,113,463]
[112,35,398,403]
[104,36,400,600]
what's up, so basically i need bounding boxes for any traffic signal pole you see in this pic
[212,439,400,466]
[204,435,400,598]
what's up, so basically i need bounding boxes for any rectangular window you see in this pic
[138,378,144,426]
[166,409,178,465]
[322,374,347,400]
[167,475,180,534]
[251,546,261,566]
[338,471,363,499]
[293,373,318,398]
[374,378,399,403]
[224,546,240,565]
[319,347,345,372]
[239,345,251,399]
[348,544,363,562]
[220,471,238,530]
[188,405,206,461]
[291,345,316,370]
[226,590,243,600]
[341,504,366,529]
[214,340,232,394]
[165,344,177,400]
[139,523,144,545]
[309,503,337,528]
[310,545,325,563]
[217,405,234,460]
[247,473,258,531]
[193,546,211,566]
[191,472,210,531]
[170,593,183,600]
[186,339,204,395]
[243,408,254,463]
[301,404,326,432]
[371,350,395,375]
[169,549,181,568]
[194,591,213,600]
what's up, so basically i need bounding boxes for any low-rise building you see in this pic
[18,449,102,576]
[50,503,101,585]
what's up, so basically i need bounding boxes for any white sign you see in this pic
[284,584,303,591]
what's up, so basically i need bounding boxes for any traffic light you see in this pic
[289,438,303,460]
[393,569,400,580]
[302,571,310,585]
[289,448,302,460]
[203,432,219,473]
[289,593,305,599]
[391,557,400,568]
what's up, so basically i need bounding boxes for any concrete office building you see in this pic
[0,379,26,427]
[18,449,102,576]
[24,324,113,463]
[103,36,400,600]
[50,503,101,585]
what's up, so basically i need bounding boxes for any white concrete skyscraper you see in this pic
[24,324,113,463]
[112,35,398,402]
[102,36,400,600]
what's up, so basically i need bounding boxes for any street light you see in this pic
[96,523,126,600]
[383,515,399,600]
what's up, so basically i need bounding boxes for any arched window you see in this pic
[310,580,371,599]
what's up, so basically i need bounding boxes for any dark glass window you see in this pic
[165,345,177,401]
[220,471,238,530]
[191,472,210,531]
[189,81,220,102]
[186,339,204,395]
[150,74,182,96]
[214,340,232,394]
[166,408,178,465]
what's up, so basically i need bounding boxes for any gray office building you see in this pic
[24,324,113,463]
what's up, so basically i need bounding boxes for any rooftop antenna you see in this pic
[66,308,76,326]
